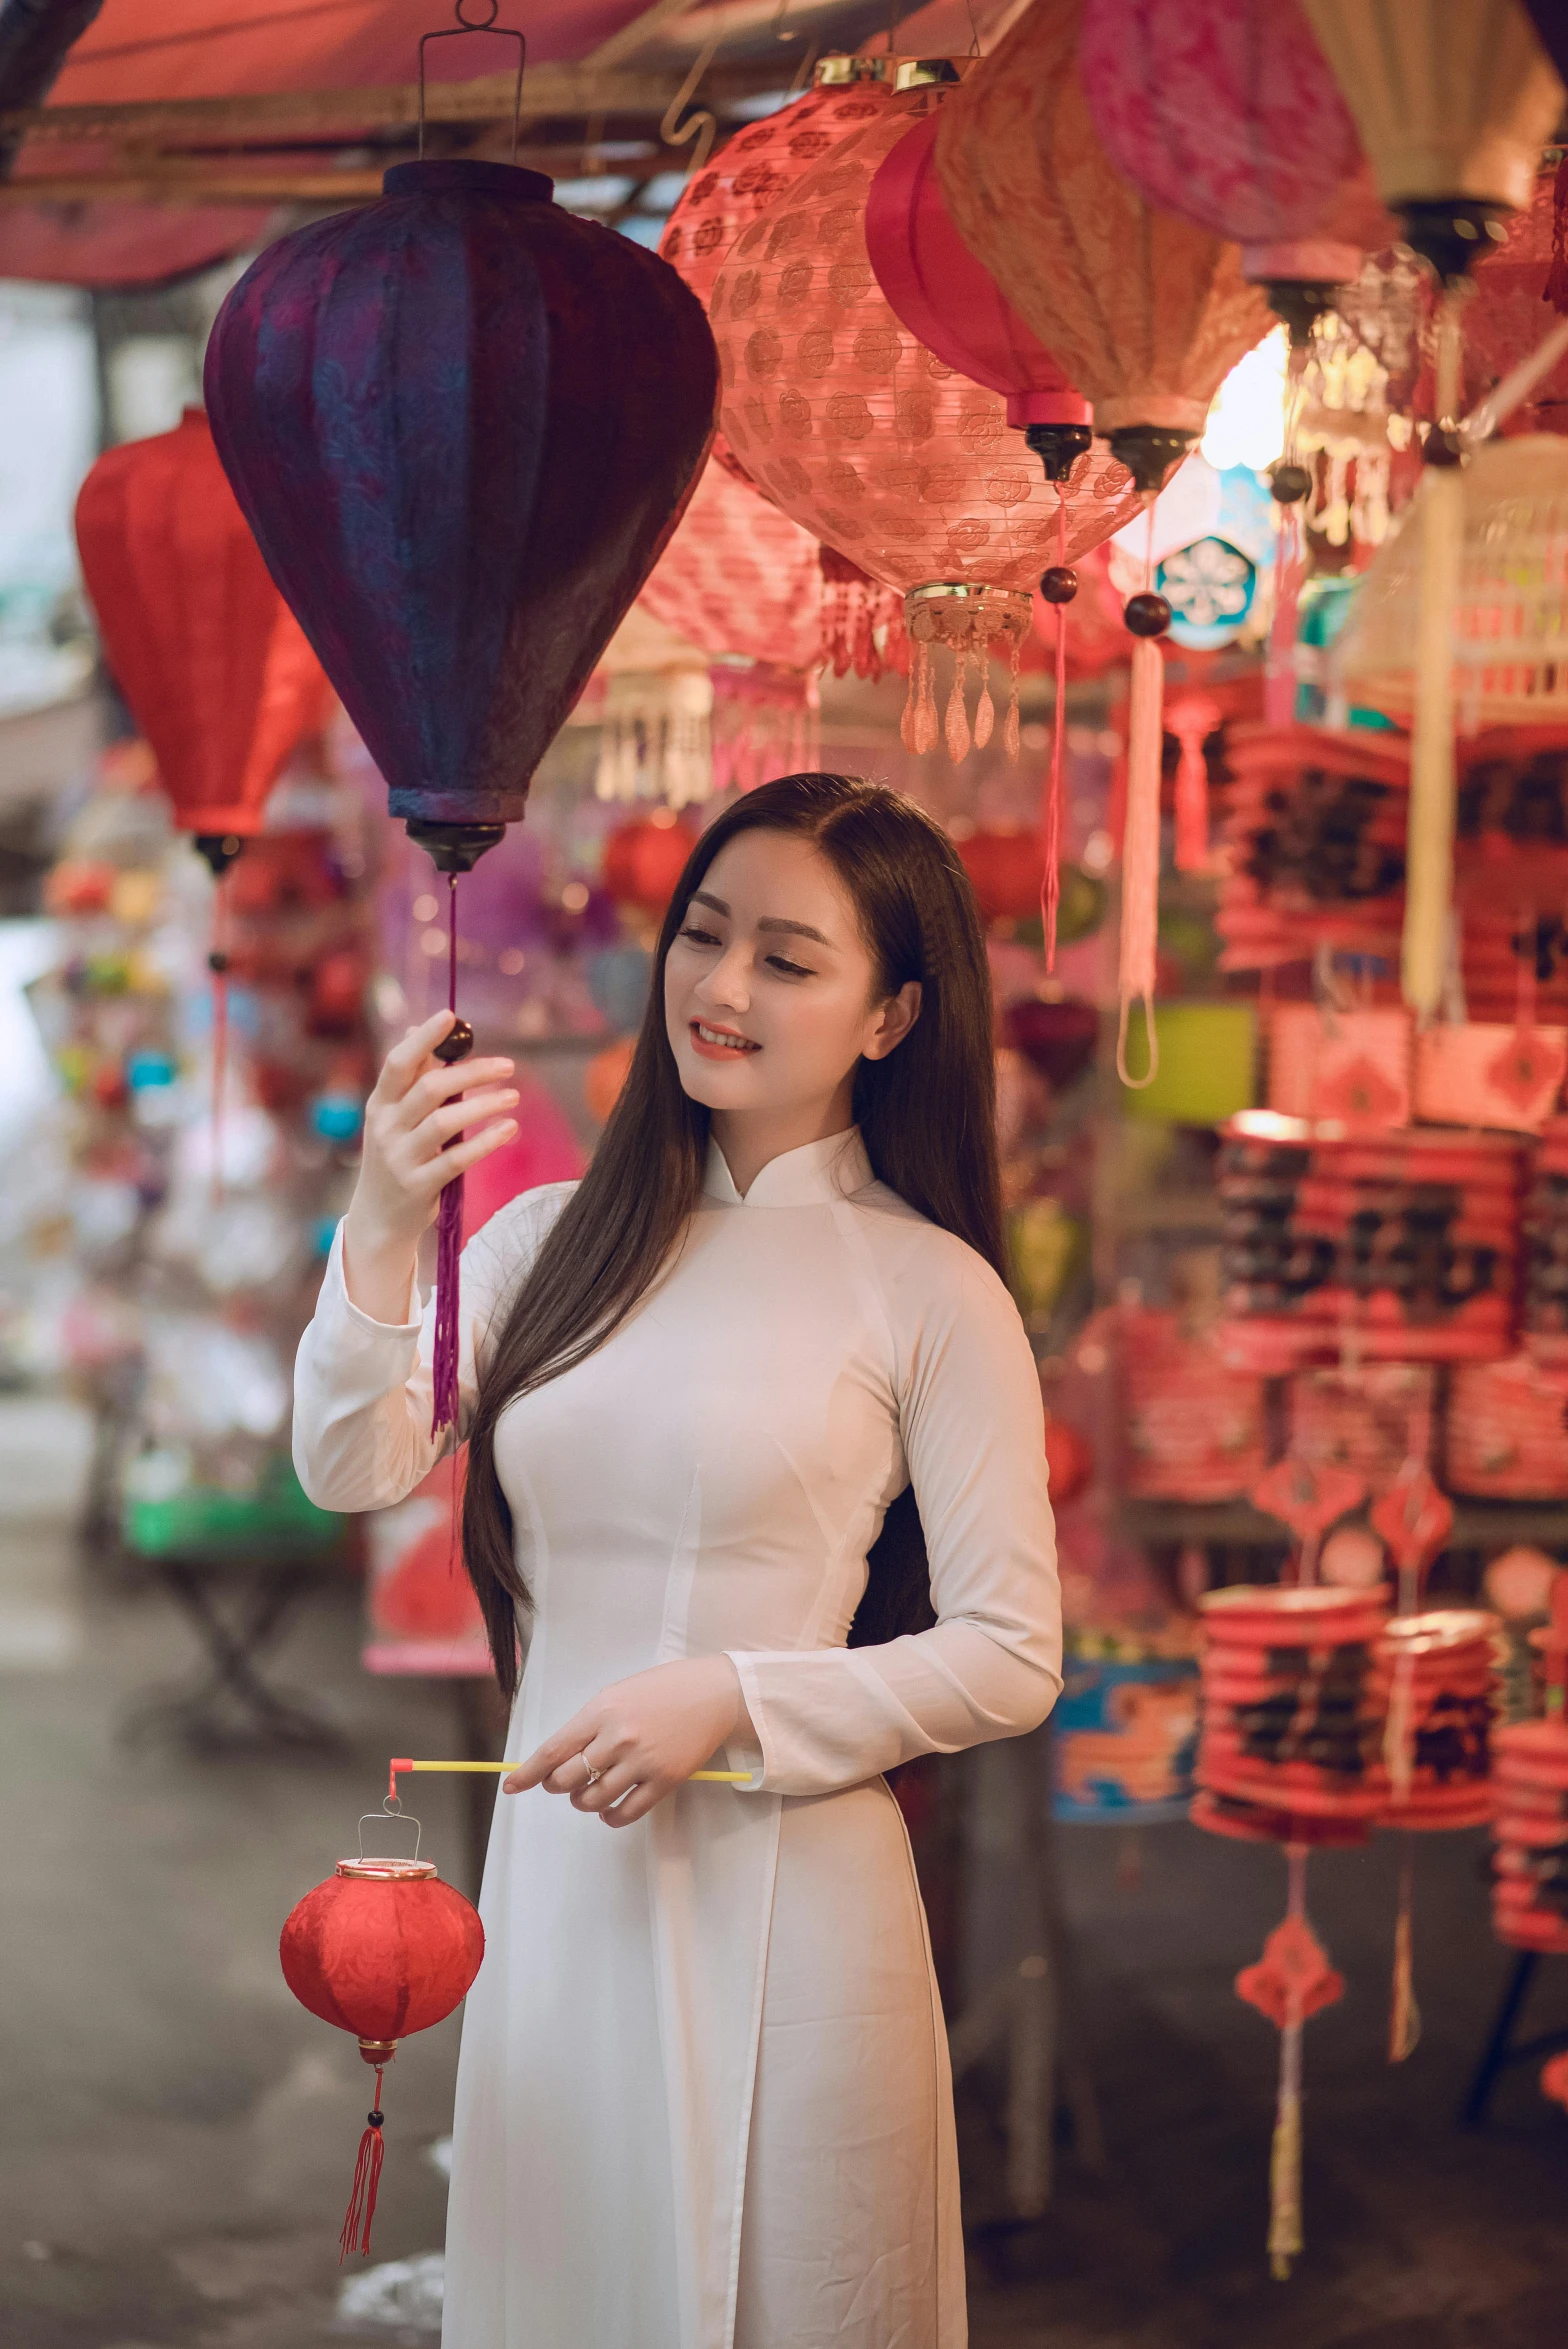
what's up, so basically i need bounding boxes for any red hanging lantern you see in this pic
[204,24,718,1441]
[74,407,331,866]
[603,813,700,919]
[954,825,1044,923]
[708,69,1140,772]
[281,1834,484,2259]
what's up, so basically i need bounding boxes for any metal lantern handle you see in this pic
[419,2,528,164]
[358,1802,424,1862]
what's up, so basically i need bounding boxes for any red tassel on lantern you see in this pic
[280,1844,484,2260]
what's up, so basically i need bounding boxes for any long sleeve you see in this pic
[727,1238,1062,1798]
[292,1182,577,1511]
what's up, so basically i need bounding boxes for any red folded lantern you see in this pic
[281,1843,484,2259]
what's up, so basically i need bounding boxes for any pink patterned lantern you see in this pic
[639,456,825,672]
[708,75,1141,765]
[1080,0,1390,342]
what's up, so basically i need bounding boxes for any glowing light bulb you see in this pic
[1201,326,1288,474]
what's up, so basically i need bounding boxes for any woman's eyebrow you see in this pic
[690,890,729,916]
[757,916,833,946]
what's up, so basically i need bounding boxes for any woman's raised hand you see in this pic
[341,1009,518,1322]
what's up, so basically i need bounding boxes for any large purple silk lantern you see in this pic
[205,155,718,1434]
[204,160,718,842]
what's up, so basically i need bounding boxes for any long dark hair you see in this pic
[463,772,1003,1697]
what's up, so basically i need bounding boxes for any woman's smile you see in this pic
[690,1020,762,1058]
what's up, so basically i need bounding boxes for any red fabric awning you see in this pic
[0,0,660,288]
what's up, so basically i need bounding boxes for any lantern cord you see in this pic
[339,2066,387,2262]
[1264,343,1308,727]
[1388,1844,1422,2065]
[1045,501,1067,973]
[1117,635,1162,1090]
[1269,1845,1308,2282]
[431,876,464,1440]
[209,868,229,1208]
[1404,293,1466,1019]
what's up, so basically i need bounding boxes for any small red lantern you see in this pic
[281,1842,484,2258]
[603,813,700,919]
[954,826,1044,925]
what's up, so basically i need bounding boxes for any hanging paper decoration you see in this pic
[1300,0,1562,285]
[1218,1113,1525,1372]
[1335,434,1568,1015]
[1378,1607,1495,1829]
[1216,724,1411,975]
[281,1818,484,2258]
[205,149,718,1438]
[1194,1583,1391,2276]
[1079,0,1391,342]
[708,68,1140,786]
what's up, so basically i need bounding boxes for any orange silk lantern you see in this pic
[75,407,331,870]
[708,70,1140,766]
[936,0,1269,1079]
[281,1834,484,2259]
[935,0,1272,493]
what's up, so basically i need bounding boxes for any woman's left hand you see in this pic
[503,1656,750,1826]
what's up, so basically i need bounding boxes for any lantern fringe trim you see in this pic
[900,583,1030,763]
[818,547,909,682]
[339,2061,388,2261]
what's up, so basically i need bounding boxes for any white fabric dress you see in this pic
[293,1128,1061,2349]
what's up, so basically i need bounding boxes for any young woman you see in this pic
[294,773,1061,2349]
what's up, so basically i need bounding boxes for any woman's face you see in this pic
[663,829,920,1127]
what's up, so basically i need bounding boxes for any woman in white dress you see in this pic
[294,773,1061,2349]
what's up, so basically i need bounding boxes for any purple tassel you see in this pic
[432,1171,464,1438]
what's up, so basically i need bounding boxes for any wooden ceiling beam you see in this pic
[0,60,788,147]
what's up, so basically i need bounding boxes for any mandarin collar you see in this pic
[701,1127,873,1208]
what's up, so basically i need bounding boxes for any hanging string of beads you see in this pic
[1039,506,1076,972]
[194,831,244,1206]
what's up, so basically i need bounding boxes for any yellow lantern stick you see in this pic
[387,1757,754,1803]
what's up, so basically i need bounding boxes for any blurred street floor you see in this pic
[1,1394,1565,2348]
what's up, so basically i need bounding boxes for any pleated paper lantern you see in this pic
[935,0,1270,1078]
[75,408,331,869]
[1336,436,1568,1013]
[205,155,717,1436]
[708,70,1140,774]
[1300,0,1563,282]
[1079,0,1391,341]
[281,1844,484,2259]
